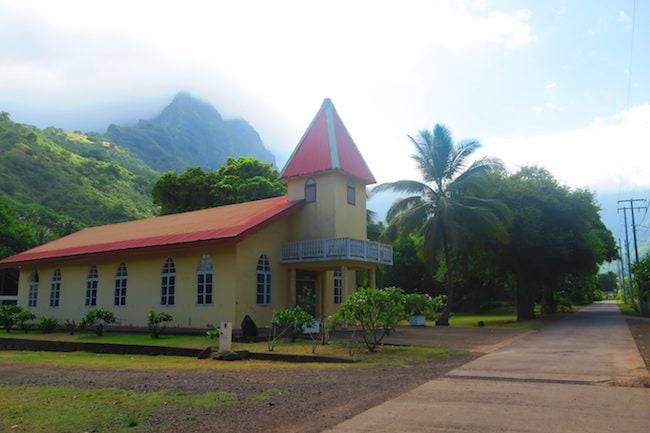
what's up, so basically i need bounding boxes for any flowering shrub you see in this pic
[330,287,405,352]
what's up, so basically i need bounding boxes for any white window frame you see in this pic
[161,258,176,306]
[114,263,128,307]
[85,266,98,307]
[28,270,39,308]
[333,271,343,305]
[196,255,214,306]
[50,269,61,308]
[256,254,272,305]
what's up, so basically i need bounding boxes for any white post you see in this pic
[219,322,232,352]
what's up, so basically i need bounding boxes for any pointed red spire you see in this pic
[280,99,376,184]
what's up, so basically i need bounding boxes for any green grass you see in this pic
[400,312,546,330]
[251,387,287,401]
[0,339,451,371]
[618,301,641,316]
[0,330,213,349]
[0,385,237,433]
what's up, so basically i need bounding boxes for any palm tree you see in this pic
[372,124,509,325]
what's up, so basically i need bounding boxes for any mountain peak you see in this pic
[104,92,275,171]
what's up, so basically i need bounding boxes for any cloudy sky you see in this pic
[1,0,649,245]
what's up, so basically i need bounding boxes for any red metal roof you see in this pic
[0,196,301,267]
[280,99,376,184]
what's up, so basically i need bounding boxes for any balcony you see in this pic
[281,237,393,265]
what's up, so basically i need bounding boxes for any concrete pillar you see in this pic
[341,265,349,300]
[369,267,376,289]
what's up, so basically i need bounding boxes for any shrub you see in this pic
[267,306,314,351]
[147,311,173,338]
[330,287,406,353]
[16,310,36,333]
[592,289,604,302]
[0,304,23,332]
[38,317,59,333]
[79,308,116,336]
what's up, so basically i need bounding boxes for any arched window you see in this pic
[346,179,356,205]
[197,255,213,305]
[114,263,128,306]
[333,271,343,304]
[256,254,272,305]
[161,258,176,306]
[85,266,99,307]
[50,269,61,308]
[28,270,39,308]
[305,178,316,202]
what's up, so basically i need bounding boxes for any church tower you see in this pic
[280,98,376,241]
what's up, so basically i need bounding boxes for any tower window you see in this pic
[347,179,356,205]
[305,178,316,202]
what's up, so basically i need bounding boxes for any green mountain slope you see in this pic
[104,92,275,172]
[0,113,158,232]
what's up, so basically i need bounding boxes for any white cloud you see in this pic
[482,105,650,192]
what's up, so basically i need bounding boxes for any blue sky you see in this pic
[1,0,649,250]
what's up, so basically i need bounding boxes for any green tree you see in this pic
[373,124,509,325]
[597,272,618,293]
[210,157,286,206]
[497,167,617,319]
[632,254,650,316]
[0,205,37,258]
[151,157,286,214]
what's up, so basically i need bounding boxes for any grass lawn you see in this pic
[0,384,238,433]
[0,337,451,371]
[399,312,547,330]
[618,300,642,316]
[0,330,212,349]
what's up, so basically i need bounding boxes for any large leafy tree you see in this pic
[373,124,509,325]
[152,157,286,214]
[497,167,617,319]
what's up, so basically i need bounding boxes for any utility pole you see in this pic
[618,238,627,302]
[618,199,647,264]
[618,206,634,304]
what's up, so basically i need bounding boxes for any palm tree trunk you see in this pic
[436,234,453,326]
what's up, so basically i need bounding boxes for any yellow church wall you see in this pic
[234,217,291,328]
[16,246,240,329]
[287,172,367,241]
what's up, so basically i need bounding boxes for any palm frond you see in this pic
[446,139,481,179]
[386,195,425,222]
[451,156,504,191]
[370,180,431,197]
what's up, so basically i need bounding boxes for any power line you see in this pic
[626,0,637,108]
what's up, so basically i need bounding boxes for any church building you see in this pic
[0,99,393,329]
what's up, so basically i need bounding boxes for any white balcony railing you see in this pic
[281,238,393,265]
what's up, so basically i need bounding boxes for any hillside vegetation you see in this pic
[0,112,158,253]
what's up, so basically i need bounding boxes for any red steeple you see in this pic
[279,99,376,184]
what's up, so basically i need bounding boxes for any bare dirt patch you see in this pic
[626,316,650,372]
